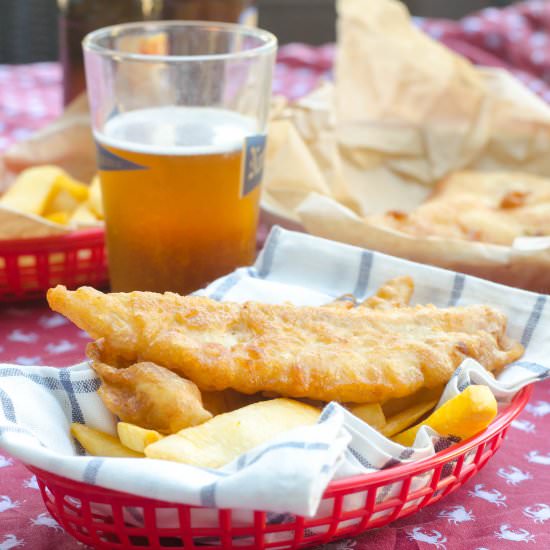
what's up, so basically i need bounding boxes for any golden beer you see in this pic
[95,107,264,293]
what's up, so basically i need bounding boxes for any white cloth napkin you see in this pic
[0,227,548,518]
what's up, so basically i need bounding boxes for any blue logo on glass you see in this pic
[242,134,267,197]
[95,142,148,172]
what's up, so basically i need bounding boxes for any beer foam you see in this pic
[96,107,259,155]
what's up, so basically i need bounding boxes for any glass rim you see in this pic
[82,20,277,63]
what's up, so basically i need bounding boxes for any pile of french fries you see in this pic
[71,385,497,468]
[0,165,103,227]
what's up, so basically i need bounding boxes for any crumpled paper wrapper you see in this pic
[0,207,71,239]
[262,0,550,293]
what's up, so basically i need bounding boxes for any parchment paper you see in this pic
[262,0,550,293]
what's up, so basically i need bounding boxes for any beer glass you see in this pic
[59,1,258,105]
[83,22,276,293]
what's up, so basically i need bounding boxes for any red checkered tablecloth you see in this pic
[2,17,550,550]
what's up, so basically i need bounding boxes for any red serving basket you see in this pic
[27,385,532,550]
[0,227,108,302]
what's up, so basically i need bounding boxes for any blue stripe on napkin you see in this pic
[59,370,85,424]
[0,388,16,422]
[353,250,374,299]
[83,458,104,484]
[512,361,550,379]
[257,226,282,278]
[521,295,547,348]
[0,367,100,393]
[210,272,242,301]
[448,273,466,306]
[200,482,217,507]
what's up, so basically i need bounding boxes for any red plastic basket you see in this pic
[0,227,108,302]
[27,385,532,550]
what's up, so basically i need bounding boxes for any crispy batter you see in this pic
[368,171,550,245]
[201,389,263,416]
[326,276,414,311]
[360,276,414,310]
[324,294,358,310]
[88,341,212,434]
[48,285,523,403]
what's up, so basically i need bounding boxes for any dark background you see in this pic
[0,0,516,63]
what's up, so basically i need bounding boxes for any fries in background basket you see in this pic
[0,165,64,215]
[70,202,100,225]
[88,175,104,219]
[392,385,498,446]
[43,172,89,219]
[0,165,103,230]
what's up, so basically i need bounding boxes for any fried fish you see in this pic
[88,341,212,434]
[368,171,550,245]
[360,275,414,310]
[325,276,413,310]
[47,285,523,403]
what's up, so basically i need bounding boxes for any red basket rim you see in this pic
[0,225,105,251]
[27,384,532,506]
[325,383,532,495]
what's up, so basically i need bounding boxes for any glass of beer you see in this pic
[83,21,276,293]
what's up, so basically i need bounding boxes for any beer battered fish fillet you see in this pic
[47,285,523,403]
[87,341,212,434]
[368,171,550,245]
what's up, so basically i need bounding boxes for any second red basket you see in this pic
[0,226,108,302]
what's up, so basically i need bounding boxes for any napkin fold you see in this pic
[0,228,548,519]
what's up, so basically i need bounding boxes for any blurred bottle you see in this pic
[58,0,258,106]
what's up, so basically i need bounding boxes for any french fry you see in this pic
[201,389,262,416]
[382,385,444,418]
[392,385,497,446]
[71,423,143,458]
[145,398,320,468]
[43,173,89,215]
[54,173,89,202]
[380,398,437,437]
[117,422,164,453]
[348,402,386,430]
[44,211,70,225]
[0,166,63,215]
[88,175,104,219]
[43,189,80,218]
[70,203,101,225]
